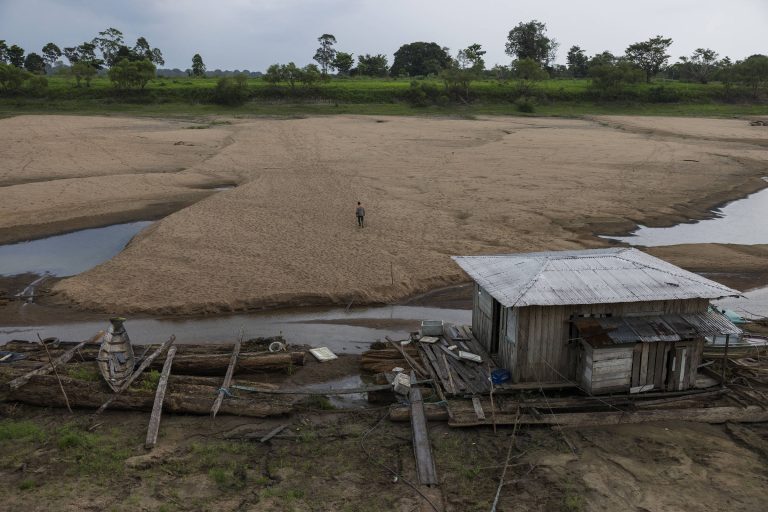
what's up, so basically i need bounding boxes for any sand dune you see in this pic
[0,114,765,314]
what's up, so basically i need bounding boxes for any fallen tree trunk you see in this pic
[2,373,293,418]
[154,352,305,375]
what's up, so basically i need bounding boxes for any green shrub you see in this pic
[212,75,249,106]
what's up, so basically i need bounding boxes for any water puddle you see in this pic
[304,374,369,409]
[602,185,768,246]
[0,305,472,354]
[0,221,153,277]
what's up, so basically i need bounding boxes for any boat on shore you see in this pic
[97,317,136,392]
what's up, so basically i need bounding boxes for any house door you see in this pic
[490,300,501,354]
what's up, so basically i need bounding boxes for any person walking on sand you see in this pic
[356,201,365,228]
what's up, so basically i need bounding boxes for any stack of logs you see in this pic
[0,337,304,417]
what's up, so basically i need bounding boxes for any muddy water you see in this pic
[0,305,471,354]
[0,221,153,277]
[603,185,768,246]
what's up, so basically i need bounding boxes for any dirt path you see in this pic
[1,114,766,315]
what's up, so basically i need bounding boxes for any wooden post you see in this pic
[145,346,177,449]
[721,334,730,387]
[40,335,72,414]
[94,335,176,416]
[8,331,105,390]
[211,337,242,418]
[409,371,438,486]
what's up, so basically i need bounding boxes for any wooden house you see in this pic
[452,248,742,394]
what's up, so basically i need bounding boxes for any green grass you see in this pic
[0,420,46,442]
[1,75,765,119]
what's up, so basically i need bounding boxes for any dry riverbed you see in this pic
[1,114,767,316]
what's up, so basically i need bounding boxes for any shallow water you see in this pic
[603,186,768,247]
[715,286,768,319]
[0,221,153,277]
[0,305,472,354]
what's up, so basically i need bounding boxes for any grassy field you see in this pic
[1,75,766,118]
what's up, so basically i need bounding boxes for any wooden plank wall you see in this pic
[628,338,705,392]
[512,298,709,383]
[499,308,518,380]
[472,284,494,354]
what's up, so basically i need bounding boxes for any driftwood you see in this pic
[145,346,177,449]
[211,339,242,418]
[7,331,105,390]
[3,373,293,417]
[390,402,450,422]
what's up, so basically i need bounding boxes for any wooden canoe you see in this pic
[97,318,135,392]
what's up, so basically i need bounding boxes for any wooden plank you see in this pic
[654,341,667,390]
[592,348,635,361]
[144,346,177,449]
[260,424,289,443]
[211,338,242,418]
[471,396,486,420]
[441,352,458,394]
[94,335,176,416]
[386,337,428,378]
[631,343,642,387]
[645,343,657,388]
[639,343,650,385]
[591,370,632,381]
[418,345,447,402]
[8,331,105,390]
[409,375,438,486]
[592,358,633,371]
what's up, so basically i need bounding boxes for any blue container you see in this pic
[491,368,511,384]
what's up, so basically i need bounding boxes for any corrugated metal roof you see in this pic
[576,311,742,346]
[452,248,741,307]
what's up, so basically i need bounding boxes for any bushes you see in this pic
[402,80,448,106]
[212,74,250,105]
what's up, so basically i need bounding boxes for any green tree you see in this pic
[356,54,388,77]
[108,59,156,89]
[505,20,558,67]
[7,45,25,67]
[0,63,29,91]
[71,60,97,87]
[41,43,62,69]
[588,60,644,98]
[511,58,548,96]
[566,46,588,78]
[734,54,768,98]
[313,34,337,75]
[677,48,719,84]
[264,63,284,85]
[23,53,45,74]
[299,64,321,86]
[625,35,673,82]
[456,43,485,71]
[332,51,354,76]
[391,42,451,77]
[63,42,103,69]
[133,37,165,66]
[191,53,206,77]
[92,27,125,67]
[0,40,8,63]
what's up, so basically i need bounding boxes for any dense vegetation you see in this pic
[1,22,767,114]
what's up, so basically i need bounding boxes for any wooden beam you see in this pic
[471,396,486,420]
[409,374,438,486]
[260,424,289,443]
[211,339,242,418]
[385,336,428,378]
[8,331,105,390]
[144,346,177,449]
[94,335,176,416]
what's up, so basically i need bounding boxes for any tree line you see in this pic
[1,21,767,105]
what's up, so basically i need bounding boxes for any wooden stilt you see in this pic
[144,346,177,449]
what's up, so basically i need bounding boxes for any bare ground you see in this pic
[1,114,766,315]
[1,405,766,512]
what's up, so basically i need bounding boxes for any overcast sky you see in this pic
[1,0,766,71]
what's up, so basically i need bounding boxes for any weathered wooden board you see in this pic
[145,346,177,449]
[409,381,438,485]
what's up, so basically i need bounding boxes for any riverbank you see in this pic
[1,113,767,317]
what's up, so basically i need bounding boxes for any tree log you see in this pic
[154,352,305,375]
[2,373,293,418]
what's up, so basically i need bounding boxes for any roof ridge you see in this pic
[508,258,550,307]
[613,253,737,294]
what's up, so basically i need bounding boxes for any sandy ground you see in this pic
[0,114,766,315]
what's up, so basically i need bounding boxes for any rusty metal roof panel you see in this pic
[452,248,741,307]
[577,310,742,346]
